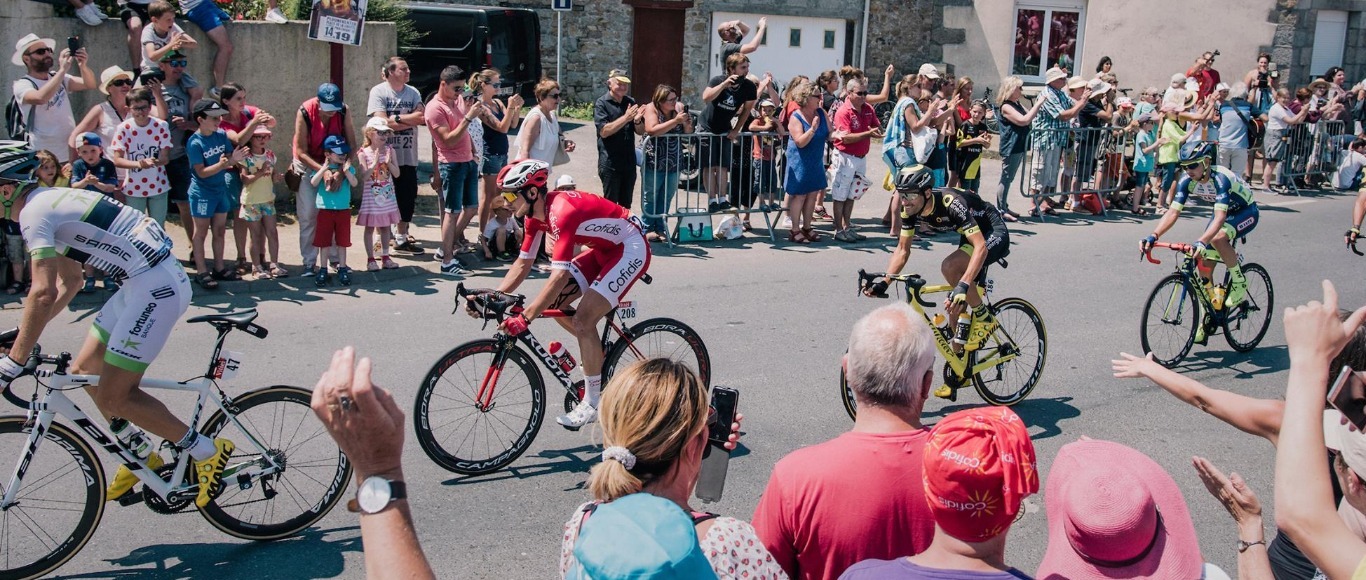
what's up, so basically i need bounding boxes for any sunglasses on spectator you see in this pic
[109,79,133,88]
[25,47,52,57]
[166,60,187,68]
[853,91,869,96]
[547,93,561,99]
[500,191,519,203]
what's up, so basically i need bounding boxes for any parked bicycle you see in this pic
[0,311,351,580]
[413,281,710,476]
[1140,241,1274,367]
[842,270,1047,419]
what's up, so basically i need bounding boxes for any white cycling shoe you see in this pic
[556,401,598,431]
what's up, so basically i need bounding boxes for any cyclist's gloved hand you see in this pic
[0,356,29,390]
[865,278,890,298]
[945,281,971,307]
[1140,234,1157,253]
[1348,227,1360,245]
[501,314,530,337]
[1193,241,1210,256]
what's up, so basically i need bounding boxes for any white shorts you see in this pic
[567,233,651,308]
[827,150,869,202]
[482,219,521,241]
[92,260,192,373]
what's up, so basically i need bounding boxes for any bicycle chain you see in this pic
[143,464,194,515]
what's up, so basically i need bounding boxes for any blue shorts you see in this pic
[1214,204,1259,241]
[481,154,508,176]
[188,188,232,218]
[224,171,243,210]
[185,0,232,32]
[439,161,479,213]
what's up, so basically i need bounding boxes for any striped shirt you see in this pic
[1030,86,1074,151]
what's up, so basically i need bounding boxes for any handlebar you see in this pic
[857,269,937,308]
[0,328,70,410]
[1350,235,1363,256]
[455,282,526,324]
[1141,241,1197,265]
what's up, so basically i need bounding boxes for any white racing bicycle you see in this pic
[0,310,351,580]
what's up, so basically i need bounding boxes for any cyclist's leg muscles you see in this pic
[573,238,650,376]
[942,247,984,311]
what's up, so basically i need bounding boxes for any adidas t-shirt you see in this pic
[109,118,171,198]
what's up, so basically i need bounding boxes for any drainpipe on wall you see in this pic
[859,0,870,68]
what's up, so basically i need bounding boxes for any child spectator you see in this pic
[1,188,25,296]
[108,87,171,225]
[1333,139,1366,192]
[309,135,358,287]
[1130,114,1165,214]
[238,125,287,280]
[70,132,123,292]
[32,150,69,189]
[139,1,199,75]
[187,98,247,290]
[1156,102,1188,212]
[357,118,401,272]
[955,102,990,192]
[748,99,787,222]
[480,196,521,262]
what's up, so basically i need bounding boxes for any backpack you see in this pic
[5,78,38,142]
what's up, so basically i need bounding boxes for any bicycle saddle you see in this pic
[187,309,260,328]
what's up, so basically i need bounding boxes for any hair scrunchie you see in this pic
[602,446,637,470]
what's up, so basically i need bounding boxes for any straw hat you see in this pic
[1045,67,1068,85]
[10,33,54,67]
[1066,76,1088,90]
[99,66,134,95]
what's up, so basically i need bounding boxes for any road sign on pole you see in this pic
[554,0,567,98]
[553,0,571,11]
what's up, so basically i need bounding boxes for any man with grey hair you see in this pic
[829,77,882,242]
[1218,81,1255,180]
[752,302,936,580]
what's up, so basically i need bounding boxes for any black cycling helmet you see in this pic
[1178,141,1213,167]
[894,165,935,192]
[0,141,39,184]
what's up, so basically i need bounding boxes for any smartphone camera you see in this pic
[66,36,81,54]
[1330,366,1366,431]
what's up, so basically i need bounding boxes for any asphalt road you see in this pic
[4,158,1365,578]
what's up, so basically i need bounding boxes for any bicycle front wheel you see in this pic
[1223,263,1274,352]
[839,361,858,421]
[415,340,546,475]
[972,298,1047,406]
[603,318,711,387]
[199,386,352,540]
[0,416,105,580]
[1141,274,1200,367]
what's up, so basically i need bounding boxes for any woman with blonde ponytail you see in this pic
[558,359,786,579]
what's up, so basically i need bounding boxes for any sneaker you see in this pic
[780,216,793,229]
[834,229,856,243]
[1225,277,1249,309]
[81,276,96,293]
[366,259,380,272]
[433,247,444,261]
[849,230,867,241]
[440,261,468,277]
[933,385,954,399]
[106,452,164,501]
[394,241,426,255]
[337,266,352,286]
[814,206,832,221]
[75,3,103,25]
[966,312,999,351]
[382,257,400,270]
[707,201,721,213]
[556,401,598,430]
[264,7,288,23]
[301,265,317,278]
[194,438,235,508]
[102,276,119,290]
[717,200,733,211]
[314,268,328,287]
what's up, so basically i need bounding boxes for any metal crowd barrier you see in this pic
[639,131,793,245]
[1280,119,1348,194]
[1015,126,1136,219]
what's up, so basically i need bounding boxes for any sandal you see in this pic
[788,230,810,244]
[813,206,832,221]
[196,271,219,290]
[742,220,752,232]
[1002,213,1019,223]
[1131,206,1150,216]
[269,263,289,278]
[802,227,822,242]
[213,267,239,281]
[5,282,21,295]
[234,259,251,277]
[382,257,400,270]
[646,232,666,243]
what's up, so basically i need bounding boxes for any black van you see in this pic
[400,2,542,103]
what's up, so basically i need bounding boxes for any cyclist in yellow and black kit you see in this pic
[867,165,1010,395]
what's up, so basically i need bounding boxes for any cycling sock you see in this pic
[973,307,991,321]
[1229,264,1246,282]
[585,374,602,407]
[184,432,217,461]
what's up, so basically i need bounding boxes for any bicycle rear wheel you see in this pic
[972,298,1047,406]
[199,386,352,540]
[0,416,105,580]
[603,318,710,385]
[839,362,858,421]
[1223,263,1274,352]
[416,339,546,475]
[1141,274,1200,367]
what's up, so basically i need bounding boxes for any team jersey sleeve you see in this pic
[944,193,979,236]
[518,218,545,260]
[1211,173,1233,211]
[1170,175,1192,211]
[548,208,579,267]
[899,209,917,238]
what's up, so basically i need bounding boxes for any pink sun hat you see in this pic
[1036,438,1203,580]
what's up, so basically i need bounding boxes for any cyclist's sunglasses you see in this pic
[500,191,519,204]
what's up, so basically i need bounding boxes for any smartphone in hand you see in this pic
[67,36,81,54]
[1330,367,1366,430]
[695,386,738,503]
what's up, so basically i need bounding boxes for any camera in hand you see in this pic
[141,69,165,84]
[695,386,738,503]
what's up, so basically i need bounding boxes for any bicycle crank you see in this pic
[142,464,195,514]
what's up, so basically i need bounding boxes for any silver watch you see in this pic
[348,476,407,514]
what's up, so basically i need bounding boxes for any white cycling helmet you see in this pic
[497,158,551,194]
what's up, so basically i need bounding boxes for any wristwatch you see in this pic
[1237,538,1266,553]
[347,476,407,514]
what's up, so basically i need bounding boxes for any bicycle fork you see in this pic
[474,335,519,411]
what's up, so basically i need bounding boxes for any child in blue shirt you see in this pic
[1130,114,1168,215]
[70,133,124,292]
[187,98,248,289]
[309,135,358,287]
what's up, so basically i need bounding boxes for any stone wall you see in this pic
[1266,0,1366,89]
[2,1,397,164]
[866,0,966,81]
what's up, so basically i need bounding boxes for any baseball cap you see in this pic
[364,116,393,133]
[607,69,631,84]
[759,98,775,109]
[1215,82,1231,93]
[251,124,273,136]
[192,98,228,119]
[567,493,718,580]
[76,132,102,148]
[323,135,350,155]
[160,49,187,63]
[1115,97,1135,108]
[555,174,576,190]
[1044,67,1067,85]
[1037,438,1202,580]
[922,407,1038,543]
[317,83,343,112]
[918,63,941,79]
[1136,113,1157,124]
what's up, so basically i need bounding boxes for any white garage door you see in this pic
[710,12,846,89]
[1310,10,1348,77]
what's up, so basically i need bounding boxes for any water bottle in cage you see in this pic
[548,341,577,374]
[953,310,972,352]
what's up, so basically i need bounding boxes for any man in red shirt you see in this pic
[751,302,935,580]
[829,78,883,242]
[1187,51,1222,100]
